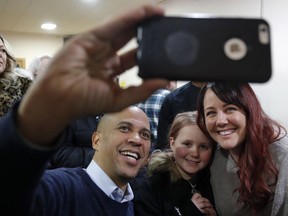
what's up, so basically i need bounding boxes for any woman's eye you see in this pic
[226,106,237,112]
[205,111,215,117]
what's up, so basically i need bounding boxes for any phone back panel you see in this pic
[137,16,272,83]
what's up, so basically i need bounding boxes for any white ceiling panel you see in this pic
[0,0,156,36]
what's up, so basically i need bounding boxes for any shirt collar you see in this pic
[85,160,134,202]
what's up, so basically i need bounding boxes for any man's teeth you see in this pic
[120,151,139,160]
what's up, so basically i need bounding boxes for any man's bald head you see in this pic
[96,106,150,133]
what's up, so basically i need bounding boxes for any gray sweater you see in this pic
[210,136,288,216]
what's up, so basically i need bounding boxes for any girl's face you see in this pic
[203,89,247,155]
[170,125,213,179]
[0,39,7,74]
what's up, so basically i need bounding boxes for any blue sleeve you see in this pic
[0,103,65,216]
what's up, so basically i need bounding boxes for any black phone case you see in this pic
[137,16,272,83]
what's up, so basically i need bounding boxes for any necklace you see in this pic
[186,179,199,195]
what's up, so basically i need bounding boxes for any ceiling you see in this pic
[0,0,168,37]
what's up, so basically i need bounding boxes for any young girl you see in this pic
[134,111,216,216]
[197,82,288,216]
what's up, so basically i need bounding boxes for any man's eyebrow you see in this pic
[117,121,132,126]
[117,121,151,133]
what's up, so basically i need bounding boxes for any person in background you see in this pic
[28,54,100,169]
[137,81,176,152]
[155,81,206,150]
[14,66,34,81]
[28,55,100,169]
[48,115,102,168]
[0,35,33,118]
[134,111,216,216]
[0,4,168,216]
[27,55,52,79]
[48,77,119,169]
[197,82,288,216]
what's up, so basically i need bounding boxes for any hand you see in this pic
[191,193,217,216]
[17,4,168,146]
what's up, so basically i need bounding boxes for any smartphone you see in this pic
[137,16,272,83]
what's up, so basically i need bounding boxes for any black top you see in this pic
[49,115,101,169]
[134,171,215,216]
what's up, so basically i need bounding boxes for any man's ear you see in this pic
[92,132,100,151]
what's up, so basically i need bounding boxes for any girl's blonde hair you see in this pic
[148,111,214,182]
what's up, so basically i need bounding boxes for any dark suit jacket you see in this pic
[49,115,101,169]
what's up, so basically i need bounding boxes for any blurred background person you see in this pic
[137,81,176,152]
[27,55,52,79]
[0,35,32,118]
[14,66,34,81]
[156,81,205,150]
[48,115,102,169]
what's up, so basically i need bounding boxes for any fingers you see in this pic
[201,207,217,216]
[102,49,136,77]
[69,4,164,78]
[192,193,215,214]
[96,4,164,38]
[112,79,169,109]
[192,192,202,201]
[94,4,164,50]
[194,198,213,209]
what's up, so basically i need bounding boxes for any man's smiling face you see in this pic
[92,106,151,188]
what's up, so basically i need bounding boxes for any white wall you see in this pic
[252,0,288,129]
[1,31,63,69]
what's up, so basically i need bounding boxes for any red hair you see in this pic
[197,82,287,213]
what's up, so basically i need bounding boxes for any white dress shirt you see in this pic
[85,160,134,203]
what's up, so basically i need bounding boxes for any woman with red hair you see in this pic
[196,82,288,216]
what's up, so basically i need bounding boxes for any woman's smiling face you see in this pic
[203,89,247,152]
